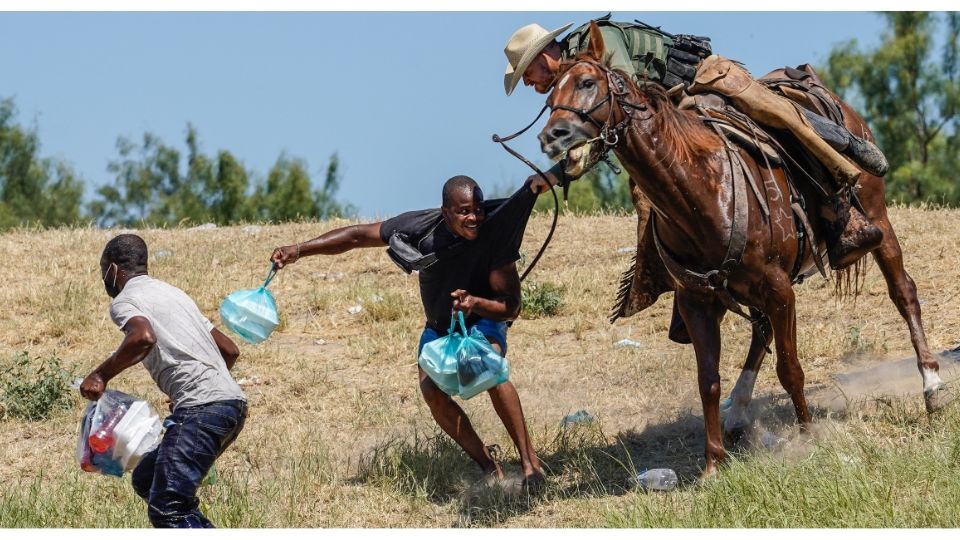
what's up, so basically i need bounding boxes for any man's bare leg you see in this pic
[418,368,502,478]
[485,341,544,487]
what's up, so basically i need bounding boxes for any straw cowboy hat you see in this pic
[503,22,573,96]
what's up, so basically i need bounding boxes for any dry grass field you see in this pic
[1,206,959,527]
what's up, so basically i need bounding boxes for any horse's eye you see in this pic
[581,79,596,90]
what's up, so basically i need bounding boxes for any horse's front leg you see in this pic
[764,275,812,427]
[676,289,727,479]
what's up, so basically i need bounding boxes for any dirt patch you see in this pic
[807,348,960,412]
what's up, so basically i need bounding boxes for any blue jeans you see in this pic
[418,318,509,356]
[131,399,247,528]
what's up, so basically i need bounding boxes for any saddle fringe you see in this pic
[610,251,638,323]
[833,257,868,301]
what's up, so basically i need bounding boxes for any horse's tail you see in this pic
[832,257,869,300]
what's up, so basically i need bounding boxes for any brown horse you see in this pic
[539,22,949,477]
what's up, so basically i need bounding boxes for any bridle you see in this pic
[488,57,650,283]
[547,58,655,173]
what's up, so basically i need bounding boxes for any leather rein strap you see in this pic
[491,106,561,284]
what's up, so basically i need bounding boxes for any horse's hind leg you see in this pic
[724,309,773,437]
[765,277,812,427]
[867,209,946,411]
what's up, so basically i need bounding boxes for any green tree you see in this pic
[315,153,356,218]
[253,154,317,221]
[208,150,252,224]
[91,126,354,226]
[92,133,184,226]
[252,152,355,222]
[822,12,960,205]
[0,98,84,229]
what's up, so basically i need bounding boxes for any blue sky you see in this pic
[0,12,886,219]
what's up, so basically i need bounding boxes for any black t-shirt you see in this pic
[379,184,538,332]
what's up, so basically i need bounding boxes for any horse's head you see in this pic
[539,21,643,179]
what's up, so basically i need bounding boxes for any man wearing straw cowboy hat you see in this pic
[502,15,890,274]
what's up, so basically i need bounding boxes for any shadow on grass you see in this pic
[347,389,865,526]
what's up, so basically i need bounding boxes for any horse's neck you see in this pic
[615,126,728,246]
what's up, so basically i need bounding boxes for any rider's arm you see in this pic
[598,26,637,77]
[271,222,385,268]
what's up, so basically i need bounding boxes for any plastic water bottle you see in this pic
[636,468,678,491]
[458,354,486,386]
[88,403,128,453]
[79,443,99,473]
[201,465,218,486]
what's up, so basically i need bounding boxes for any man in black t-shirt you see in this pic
[271,175,548,488]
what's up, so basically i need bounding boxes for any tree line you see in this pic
[0,102,353,230]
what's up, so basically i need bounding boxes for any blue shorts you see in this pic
[417,318,509,357]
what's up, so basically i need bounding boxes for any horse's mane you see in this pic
[630,80,723,167]
[555,57,723,168]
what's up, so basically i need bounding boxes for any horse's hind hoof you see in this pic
[925,383,956,414]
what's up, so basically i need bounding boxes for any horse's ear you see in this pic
[585,21,606,63]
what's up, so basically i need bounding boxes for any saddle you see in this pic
[759,64,845,125]
[610,66,837,327]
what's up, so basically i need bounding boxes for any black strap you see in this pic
[650,131,755,322]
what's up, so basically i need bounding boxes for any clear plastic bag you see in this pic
[418,312,509,400]
[220,263,280,344]
[76,388,162,477]
[417,317,461,396]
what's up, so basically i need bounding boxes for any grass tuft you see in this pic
[0,353,74,421]
[521,281,566,319]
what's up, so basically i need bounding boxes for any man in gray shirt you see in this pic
[80,234,247,528]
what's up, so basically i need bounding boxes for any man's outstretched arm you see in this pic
[271,222,385,268]
[80,316,157,401]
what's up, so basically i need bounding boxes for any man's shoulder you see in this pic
[383,208,442,235]
[117,275,192,306]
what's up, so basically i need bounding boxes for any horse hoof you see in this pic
[697,468,720,484]
[925,383,956,414]
[723,425,749,445]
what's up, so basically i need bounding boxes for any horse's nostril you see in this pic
[550,127,571,140]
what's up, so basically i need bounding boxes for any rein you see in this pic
[491,109,561,284]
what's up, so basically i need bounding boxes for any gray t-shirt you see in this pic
[109,275,246,410]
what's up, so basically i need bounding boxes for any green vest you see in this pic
[561,19,674,85]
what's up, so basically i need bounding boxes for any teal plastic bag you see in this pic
[418,312,509,400]
[220,264,280,344]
